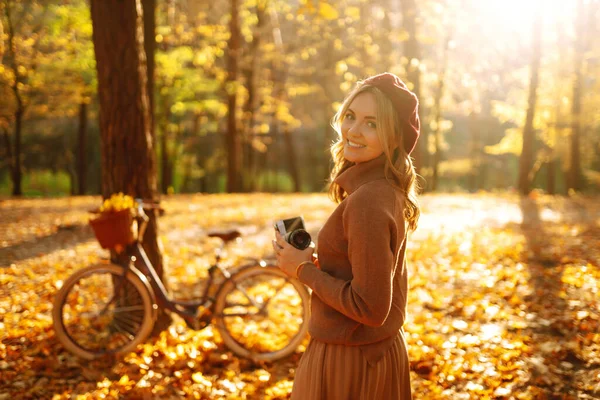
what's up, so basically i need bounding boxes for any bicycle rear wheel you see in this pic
[214,264,310,362]
[52,264,156,360]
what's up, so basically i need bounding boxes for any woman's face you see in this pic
[341,92,384,164]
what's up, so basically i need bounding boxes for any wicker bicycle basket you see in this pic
[89,208,136,249]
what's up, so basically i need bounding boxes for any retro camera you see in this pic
[274,216,312,250]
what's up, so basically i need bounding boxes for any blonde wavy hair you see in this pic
[328,82,421,231]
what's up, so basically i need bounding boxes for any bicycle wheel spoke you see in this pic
[233,284,264,309]
[259,279,288,309]
[111,316,139,338]
[122,286,143,303]
[221,310,252,317]
[109,322,134,344]
[113,305,147,313]
[215,266,310,361]
[53,265,154,359]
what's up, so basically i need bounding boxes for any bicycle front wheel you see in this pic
[214,264,310,362]
[52,264,156,360]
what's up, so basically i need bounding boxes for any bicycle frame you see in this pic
[120,242,221,324]
[118,202,280,327]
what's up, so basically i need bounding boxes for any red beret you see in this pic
[362,72,420,155]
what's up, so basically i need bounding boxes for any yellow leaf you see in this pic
[319,2,339,20]
[192,372,212,387]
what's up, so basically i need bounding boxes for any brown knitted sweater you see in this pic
[297,154,409,364]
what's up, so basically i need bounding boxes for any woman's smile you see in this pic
[346,139,366,148]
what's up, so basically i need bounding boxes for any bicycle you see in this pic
[52,200,310,362]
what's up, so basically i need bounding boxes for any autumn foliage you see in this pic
[1,193,599,399]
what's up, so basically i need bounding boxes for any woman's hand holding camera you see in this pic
[273,230,315,279]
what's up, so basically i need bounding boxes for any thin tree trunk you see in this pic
[259,149,268,191]
[90,0,169,331]
[283,129,301,192]
[358,3,372,70]
[432,31,451,191]
[159,93,171,194]
[160,124,170,193]
[67,163,76,196]
[547,157,556,195]
[568,0,585,193]
[181,156,192,193]
[5,4,23,196]
[318,36,337,185]
[142,0,155,131]
[11,108,22,196]
[226,0,241,192]
[547,17,567,196]
[158,0,173,195]
[380,0,393,72]
[518,9,542,195]
[77,102,88,195]
[2,125,12,174]
[468,112,479,192]
[272,64,300,192]
[242,1,265,192]
[399,0,423,175]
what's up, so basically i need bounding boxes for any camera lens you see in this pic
[286,229,311,250]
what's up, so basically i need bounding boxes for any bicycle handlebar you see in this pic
[135,201,150,241]
[135,198,163,210]
[134,199,165,241]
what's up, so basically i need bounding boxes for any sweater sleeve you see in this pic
[297,188,403,327]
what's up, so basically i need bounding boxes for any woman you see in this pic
[273,72,420,399]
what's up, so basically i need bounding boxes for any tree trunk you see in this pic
[226,0,241,192]
[547,17,567,196]
[142,0,155,131]
[318,37,337,185]
[2,125,12,176]
[432,31,450,192]
[283,129,301,192]
[242,1,265,192]
[272,62,300,192]
[158,0,173,195]
[259,149,268,191]
[67,163,76,196]
[547,157,556,195]
[159,93,172,194]
[399,0,423,175]
[468,112,479,192]
[5,4,23,196]
[11,108,23,196]
[160,125,171,193]
[518,10,542,195]
[568,0,585,193]
[379,0,393,72]
[90,0,169,331]
[76,102,88,195]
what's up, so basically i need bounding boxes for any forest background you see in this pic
[1,0,599,197]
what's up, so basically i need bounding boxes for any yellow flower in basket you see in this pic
[91,193,137,250]
[99,192,136,213]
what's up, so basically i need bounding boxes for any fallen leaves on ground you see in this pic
[0,193,599,399]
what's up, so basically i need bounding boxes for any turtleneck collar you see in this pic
[334,154,388,195]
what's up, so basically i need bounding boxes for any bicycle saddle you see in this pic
[207,229,242,242]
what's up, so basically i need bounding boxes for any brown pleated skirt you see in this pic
[291,331,412,400]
